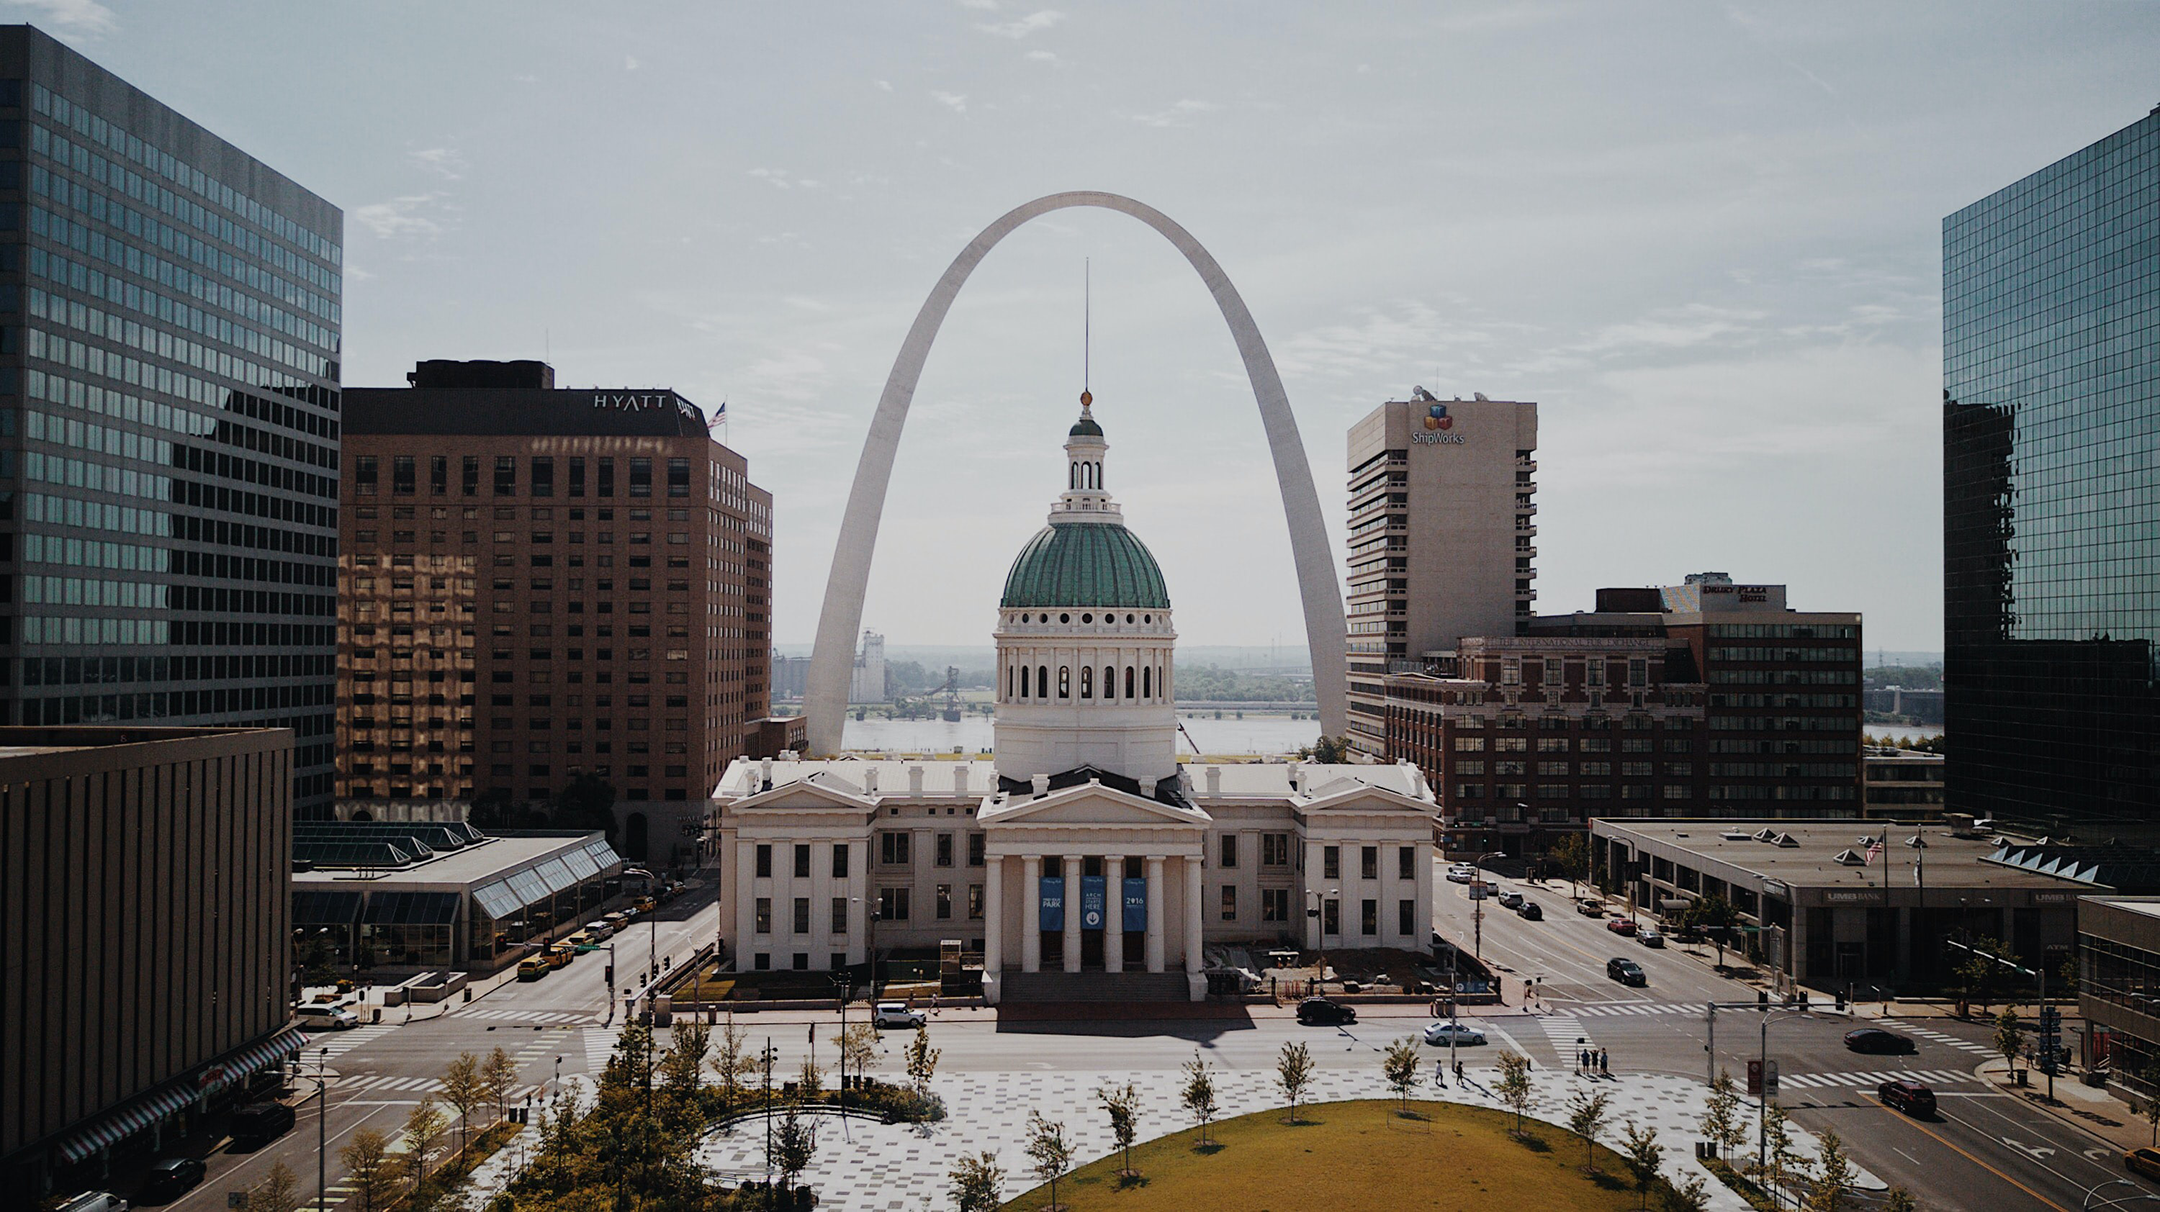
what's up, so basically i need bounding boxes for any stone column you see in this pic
[735,839,758,966]
[846,839,868,966]
[1413,840,1434,956]
[1021,855,1042,973]
[1064,855,1085,974]
[1145,856,1166,973]
[1184,854,1204,973]
[1104,854,1125,972]
[983,855,1003,975]
[1304,839,1326,950]
[811,840,833,967]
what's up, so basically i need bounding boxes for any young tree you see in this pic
[1699,1069,1741,1164]
[1662,1174,1711,1212]
[949,1150,1005,1212]
[1764,1102,1804,1202]
[1805,1128,1856,1212]
[481,1045,519,1123]
[1687,895,1739,969]
[1882,1188,1917,1212]
[1382,1036,1422,1113]
[1550,832,1591,898]
[402,1095,448,1193]
[1993,1007,2026,1081]
[1097,1082,1141,1180]
[1567,1088,1612,1174]
[1025,1111,1074,1212]
[2144,1061,2160,1146]
[1495,1051,1535,1138]
[1278,1040,1315,1124]
[797,1054,825,1102]
[1620,1120,1662,1210]
[839,1021,880,1089]
[243,1160,300,1212]
[439,1052,486,1157]
[712,1013,753,1110]
[661,1021,711,1095]
[772,1101,818,1193]
[338,1128,397,1212]
[905,1023,941,1098]
[1182,1051,1218,1147]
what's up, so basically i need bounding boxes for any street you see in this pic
[139,865,2152,1212]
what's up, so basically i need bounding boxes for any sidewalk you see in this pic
[1976,1058,2148,1156]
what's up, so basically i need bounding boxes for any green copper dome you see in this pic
[1068,414,1104,438]
[1000,520,1170,609]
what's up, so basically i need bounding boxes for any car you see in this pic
[872,1001,926,1030]
[293,1004,358,1030]
[1878,1079,1936,1118]
[1636,926,1665,948]
[58,1192,129,1212]
[1296,997,1358,1026]
[228,1101,295,1149]
[619,905,641,922]
[1446,863,1479,884]
[589,920,616,941]
[1606,917,1638,936]
[1517,901,1544,921]
[1496,890,1525,909]
[517,957,550,981]
[1422,1020,1487,1046]
[602,912,629,931]
[1606,958,1647,986]
[2128,1147,2160,1181]
[1577,898,1607,916]
[1843,1028,1916,1055]
[634,896,658,913]
[137,1157,205,1202]
[545,943,575,969]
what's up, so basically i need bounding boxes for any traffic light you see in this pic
[605,964,615,986]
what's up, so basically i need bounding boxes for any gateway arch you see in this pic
[803,191,1346,755]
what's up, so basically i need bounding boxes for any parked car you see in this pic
[1843,1028,1916,1055]
[293,1004,358,1031]
[2127,1147,2160,1181]
[1446,863,1479,884]
[1422,1020,1487,1046]
[634,896,658,913]
[1606,958,1647,987]
[1516,901,1544,921]
[228,1102,295,1149]
[1605,917,1638,936]
[1296,997,1358,1026]
[517,957,550,981]
[1576,898,1606,916]
[602,912,629,931]
[1636,926,1665,948]
[872,1001,926,1030]
[57,1192,128,1212]
[137,1158,205,1202]
[1496,890,1525,909]
[545,943,574,969]
[1878,1079,1936,1118]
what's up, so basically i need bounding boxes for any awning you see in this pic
[472,879,521,921]
[54,1081,199,1165]
[533,857,577,896]
[206,1025,307,1095]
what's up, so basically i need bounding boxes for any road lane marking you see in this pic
[1859,1094,2072,1212]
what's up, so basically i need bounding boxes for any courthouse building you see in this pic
[713,398,1440,1002]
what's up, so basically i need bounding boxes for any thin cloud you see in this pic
[977,9,1063,38]
[931,91,969,113]
[1575,304,1767,355]
[352,195,446,240]
[1131,98,1220,128]
[409,147,466,180]
[1026,50,1060,64]
[624,54,640,70]
[5,0,116,39]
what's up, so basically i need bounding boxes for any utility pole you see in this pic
[1704,1003,1716,1090]
[315,1047,329,1212]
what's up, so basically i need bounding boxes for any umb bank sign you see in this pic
[592,392,703,424]
[1410,402,1465,445]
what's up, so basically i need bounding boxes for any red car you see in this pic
[1605,918,1638,936]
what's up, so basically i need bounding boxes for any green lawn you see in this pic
[1001,1099,1642,1212]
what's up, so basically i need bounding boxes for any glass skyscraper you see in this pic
[1944,106,2160,834]
[0,26,343,809]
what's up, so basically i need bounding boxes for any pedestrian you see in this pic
[1599,1048,1609,1075]
[1454,1059,1465,1084]
[1435,1058,1447,1087]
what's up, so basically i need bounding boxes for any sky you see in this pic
[20,0,2160,655]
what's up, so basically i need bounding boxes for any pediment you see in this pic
[983,782,1210,829]
[730,774,878,814]
[1298,780,1435,816]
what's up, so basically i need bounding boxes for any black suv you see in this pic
[1878,1079,1935,1117]
[1606,957,1647,986]
[1517,900,1544,921]
[1296,997,1358,1026]
[1844,1028,1916,1055]
[140,1157,206,1202]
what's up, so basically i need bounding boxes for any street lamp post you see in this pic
[314,1047,330,1212]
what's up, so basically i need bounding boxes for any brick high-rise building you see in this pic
[0,26,343,812]
[338,360,773,869]
[1344,392,1538,757]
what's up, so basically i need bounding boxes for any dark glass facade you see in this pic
[0,27,343,811]
[1944,107,2160,833]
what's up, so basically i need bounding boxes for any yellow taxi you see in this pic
[634,896,657,914]
[544,943,574,969]
[2128,1148,2160,1181]
[516,957,549,981]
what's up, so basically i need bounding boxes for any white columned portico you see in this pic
[846,840,868,965]
[983,855,1003,975]
[1145,856,1166,973]
[1021,854,1042,973]
[1304,839,1325,950]
[1183,854,1203,974]
[1104,853,1125,972]
[1063,854,1085,973]
[735,839,757,966]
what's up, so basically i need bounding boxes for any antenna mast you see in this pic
[1083,257,1091,396]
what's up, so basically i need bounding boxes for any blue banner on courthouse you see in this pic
[1039,876,1064,932]
[1122,878,1148,933]
[1080,876,1107,929]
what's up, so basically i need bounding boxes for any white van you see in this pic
[294,1003,360,1030]
[58,1193,128,1212]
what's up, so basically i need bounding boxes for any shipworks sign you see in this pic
[1411,402,1465,445]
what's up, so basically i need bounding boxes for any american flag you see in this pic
[1864,837,1884,866]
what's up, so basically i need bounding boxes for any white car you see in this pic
[294,1004,360,1030]
[1637,926,1665,948]
[871,1001,925,1030]
[1422,1020,1487,1046]
[1446,863,1479,884]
